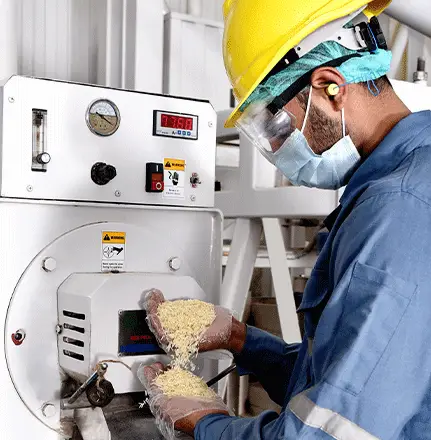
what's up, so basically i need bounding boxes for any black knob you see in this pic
[91,162,117,186]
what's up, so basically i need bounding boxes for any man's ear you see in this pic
[310,67,347,112]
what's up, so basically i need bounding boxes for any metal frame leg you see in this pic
[262,218,301,344]
[221,218,262,317]
[221,218,261,412]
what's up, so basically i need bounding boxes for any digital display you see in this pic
[153,110,198,140]
[161,114,194,131]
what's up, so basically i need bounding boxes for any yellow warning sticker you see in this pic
[164,158,185,171]
[102,231,126,244]
[101,231,126,272]
[163,158,186,199]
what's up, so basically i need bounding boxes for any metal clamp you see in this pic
[67,363,108,405]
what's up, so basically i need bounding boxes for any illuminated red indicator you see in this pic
[161,113,193,131]
[130,335,153,342]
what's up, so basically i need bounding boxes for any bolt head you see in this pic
[208,121,213,127]
[8,97,14,103]
[42,403,56,418]
[55,325,63,335]
[190,195,196,202]
[26,185,33,192]
[115,190,121,197]
[169,257,182,271]
[42,257,57,272]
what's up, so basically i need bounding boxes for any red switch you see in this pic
[146,163,164,193]
[151,180,164,191]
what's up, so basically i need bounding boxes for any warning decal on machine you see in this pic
[101,231,126,271]
[163,158,185,199]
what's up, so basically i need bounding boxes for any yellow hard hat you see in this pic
[223,0,392,128]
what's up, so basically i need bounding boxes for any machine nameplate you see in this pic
[118,310,165,356]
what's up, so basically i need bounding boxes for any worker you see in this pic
[142,0,431,438]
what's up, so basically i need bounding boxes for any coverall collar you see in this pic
[340,110,431,207]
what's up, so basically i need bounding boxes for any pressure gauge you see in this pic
[86,99,120,136]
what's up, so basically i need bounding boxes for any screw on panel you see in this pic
[41,403,56,418]
[8,97,14,103]
[115,190,121,197]
[26,185,33,192]
[190,195,196,202]
[56,325,63,335]
[208,121,213,127]
[42,257,57,272]
[169,257,182,272]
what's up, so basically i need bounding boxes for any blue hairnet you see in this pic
[241,41,392,110]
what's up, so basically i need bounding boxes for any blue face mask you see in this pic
[273,88,361,190]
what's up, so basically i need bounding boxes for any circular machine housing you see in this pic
[4,211,221,435]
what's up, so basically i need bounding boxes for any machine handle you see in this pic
[206,363,237,388]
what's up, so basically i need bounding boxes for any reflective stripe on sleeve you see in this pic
[288,392,380,440]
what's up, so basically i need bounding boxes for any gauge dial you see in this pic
[86,99,120,136]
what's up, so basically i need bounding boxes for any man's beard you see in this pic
[306,103,343,155]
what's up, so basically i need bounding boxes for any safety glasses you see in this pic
[235,100,297,164]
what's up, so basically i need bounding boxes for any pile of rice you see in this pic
[155,366,217,399]
[156,299,215,369]
[154,299,216,398]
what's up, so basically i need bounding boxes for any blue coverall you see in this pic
[196,111,431,439]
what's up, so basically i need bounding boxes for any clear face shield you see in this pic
[235,100,297,164]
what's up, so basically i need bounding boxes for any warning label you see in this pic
[102,232,126,243]
[101,231,126,271]
[164,158,185,199]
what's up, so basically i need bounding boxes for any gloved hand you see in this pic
[143,289,233,354]
[138,362,230,439]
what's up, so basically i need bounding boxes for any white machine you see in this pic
[0,76,221,439]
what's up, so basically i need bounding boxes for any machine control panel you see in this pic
[0,76,217,208]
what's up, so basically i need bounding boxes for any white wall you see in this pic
[16,0,105,84]
[13,0,224,89]
[11,0,431,93]
[166,0,224,21]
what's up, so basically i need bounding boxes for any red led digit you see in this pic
[185,118,193,131]
[159,113,194,132]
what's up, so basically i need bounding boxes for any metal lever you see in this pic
[68,362,108,405]
[206,363,237,388]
